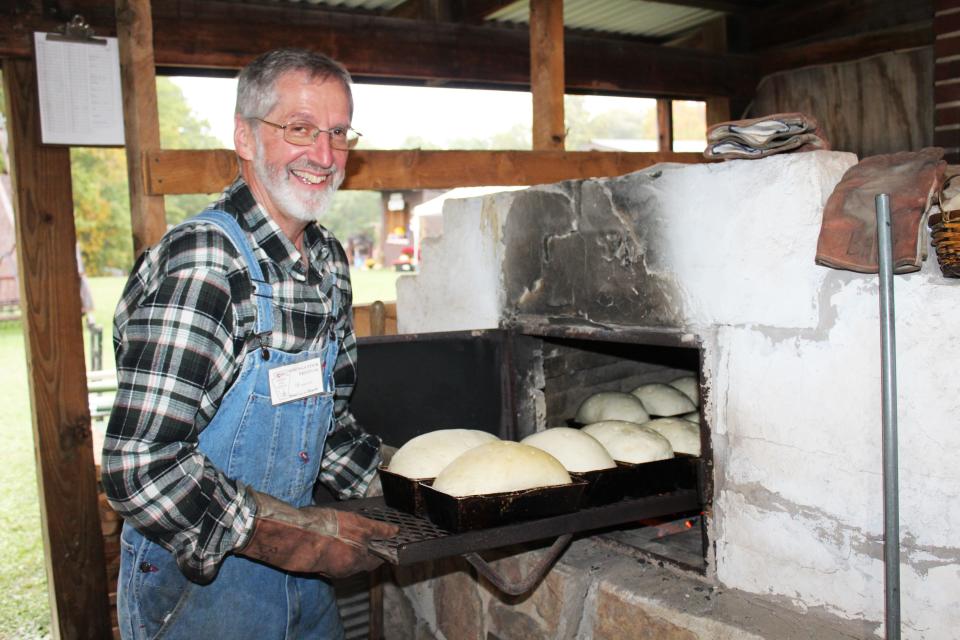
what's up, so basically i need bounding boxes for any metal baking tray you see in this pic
[378,467,431,517]
[419,479,588,533]
[379,455,701,520]
[339,490,701,566]
[618,455,701,498]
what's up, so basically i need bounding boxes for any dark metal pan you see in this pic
[420,479,588,533]
[571,465,630,507]
[378,466,431,517]
[618,455,700,498]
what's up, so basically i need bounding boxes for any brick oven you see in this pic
[352,150,960,639]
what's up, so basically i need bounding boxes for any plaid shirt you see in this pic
[102,177,380,583]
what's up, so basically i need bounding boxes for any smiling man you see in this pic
[102,49,397,640]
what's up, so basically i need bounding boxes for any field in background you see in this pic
[0,269,402,639]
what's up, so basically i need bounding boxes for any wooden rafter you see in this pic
[457,0,519,23]
[736,0,932,52]
[758,21,933,76]
[644,0,766,11]
[0,0,758,100]
[145,149,708,195]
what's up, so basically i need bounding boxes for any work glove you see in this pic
[363,444,398,498]
[238,488,398,578]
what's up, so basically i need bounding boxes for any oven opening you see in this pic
[525,333,711,574]
[350,327,712,574]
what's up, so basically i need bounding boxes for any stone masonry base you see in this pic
[381,537,880,640]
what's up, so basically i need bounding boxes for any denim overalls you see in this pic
[117,211,344,639]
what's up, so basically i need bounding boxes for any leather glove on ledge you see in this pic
[238,488,399,578]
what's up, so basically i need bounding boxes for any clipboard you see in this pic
[45,15,108,46]
[34,15,125,146]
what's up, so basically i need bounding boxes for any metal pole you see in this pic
[875,193,900,640]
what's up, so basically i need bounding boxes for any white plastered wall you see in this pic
[397,151,960,638]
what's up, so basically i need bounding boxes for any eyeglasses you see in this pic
[254,118,362,150]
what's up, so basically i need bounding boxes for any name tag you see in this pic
[268,358,326,405]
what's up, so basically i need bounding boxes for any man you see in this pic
[102,48,398,639]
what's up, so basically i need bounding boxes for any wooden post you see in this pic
[701,17,732,126]
[2,58,111,640]
[116,0,166,257]
[530,0,564,150]
[657,99,674,152]
[369,300,386,337]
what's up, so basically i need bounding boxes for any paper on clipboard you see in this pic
[33,32,125,146]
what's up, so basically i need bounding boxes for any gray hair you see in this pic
[235,48,354,120]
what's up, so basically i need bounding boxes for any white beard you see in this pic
[252,135,344,223]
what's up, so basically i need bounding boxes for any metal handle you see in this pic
[463,534,573,596]
[876,193,900,640]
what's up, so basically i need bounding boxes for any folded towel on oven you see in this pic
[703,112,829,160]
[816,147,946,274]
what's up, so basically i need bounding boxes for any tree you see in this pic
[321,190,381,246]
[563,95,655,150]
[71,147,132,275]
[72,77,224,275]
[155,78,224,226]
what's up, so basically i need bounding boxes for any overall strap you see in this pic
[191,210,274,337]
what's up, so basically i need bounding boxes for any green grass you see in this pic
[350,268,403,306]
[0,268,401,638]
[0,320,50,640]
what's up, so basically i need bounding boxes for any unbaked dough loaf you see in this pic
[388,428,500,479]
[682,411,700,425]
[575,391,649,425]
[431,441,572,497]
[641,418,700,456]
[581,420,673,464]
[668,376,699,407]
[521,427,616,473]
[630,383,695,417]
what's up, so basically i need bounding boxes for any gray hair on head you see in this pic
[235,48,354,120]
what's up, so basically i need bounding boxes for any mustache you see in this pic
[287,160,339,175]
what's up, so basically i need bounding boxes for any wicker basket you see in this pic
[930,174,960,278]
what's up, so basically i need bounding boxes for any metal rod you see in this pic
[464,534,573,596]
[875,193,900,640]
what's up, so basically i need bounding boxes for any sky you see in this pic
[171,76,662,150]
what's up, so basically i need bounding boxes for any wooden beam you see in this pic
[354,302,398,338]
[759,21,933,76]
[530,0,565,150]
[0,1,758,100]
[642,0,766,11]
[3,57,111,640]
[657,99,674,152]
[117,0,167,258]
[699,17,732,126]
[737,0,933,53]
[387,0,454,21]
[458,0,518,23]
[145,149,708,194]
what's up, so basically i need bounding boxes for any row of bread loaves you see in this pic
[573,376,701,457]
[386,427,619,498]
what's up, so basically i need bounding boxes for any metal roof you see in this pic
[488,0,724,39]
[297,0,726,40]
